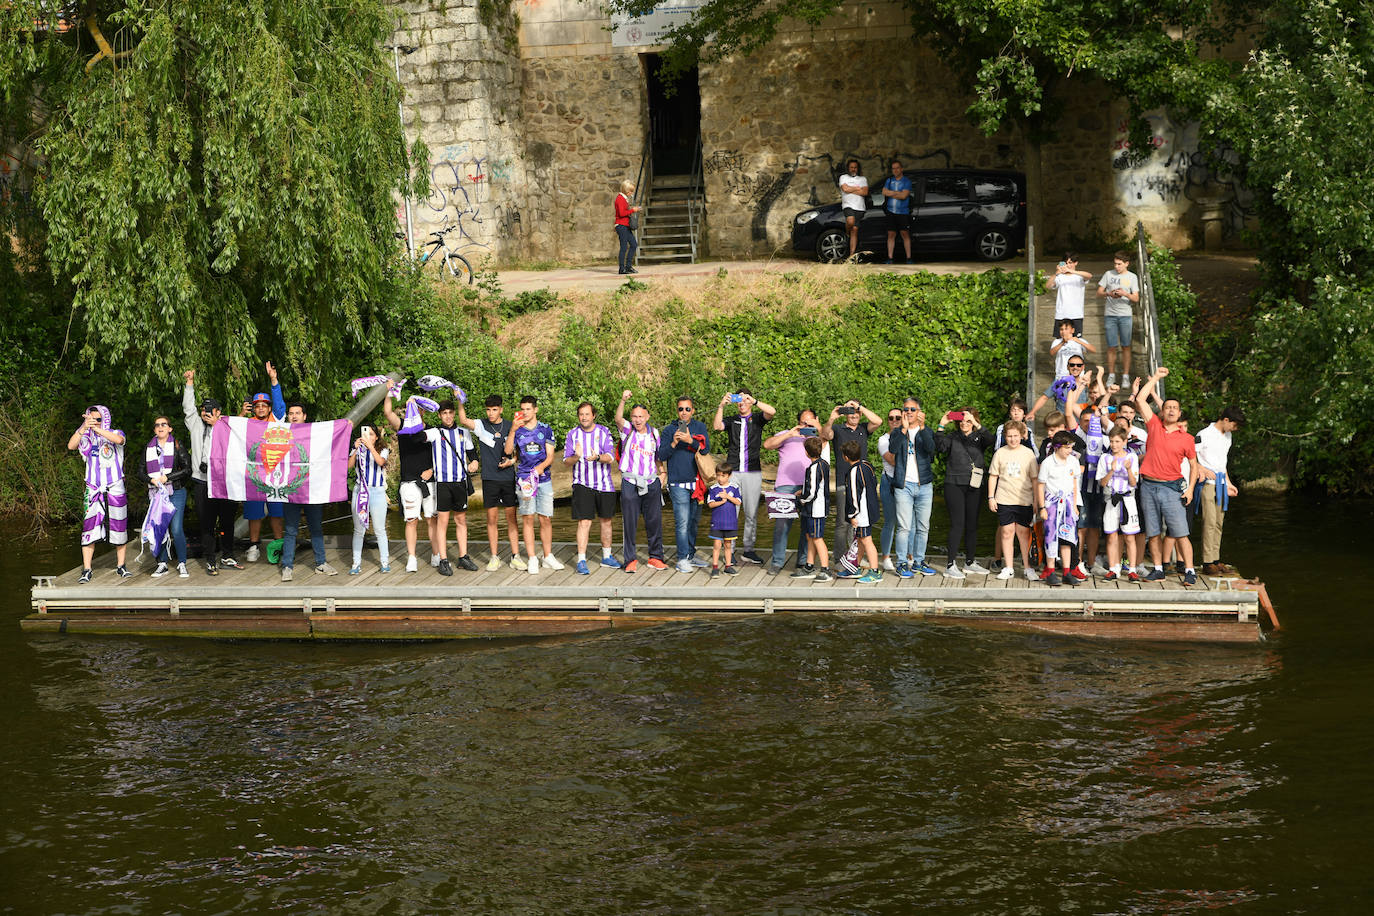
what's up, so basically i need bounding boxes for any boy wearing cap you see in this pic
[241,361,287,562]
[182,370,240,575]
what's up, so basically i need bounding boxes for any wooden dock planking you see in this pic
[25,541,1268,644]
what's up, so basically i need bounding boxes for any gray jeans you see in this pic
[734,470,763,550]
[833,483,854,561]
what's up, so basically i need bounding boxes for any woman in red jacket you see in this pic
[615,180,641,274]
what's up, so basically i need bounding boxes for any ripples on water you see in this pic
[2,493,1371,913]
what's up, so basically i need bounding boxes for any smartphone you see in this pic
[949,411,964,422]
[797,426,818,438]
[730,393,743,404]
[837,406,857,416]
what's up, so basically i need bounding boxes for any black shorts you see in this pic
[571,483,617,520]
[997,504,1034,528]
[482,478,517,508]
[435,480,468,513]
[885,210,911,232]
[710,528,738,541]
[1080,491,1106,528]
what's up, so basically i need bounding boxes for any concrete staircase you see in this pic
[1029,278,1151,405]
[638,173,701,264]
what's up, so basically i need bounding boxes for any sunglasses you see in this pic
[902,407,920,412]
[677,406,694,412]
[1068,363,1084,369]
[888,415,901,421]
[154,422,170,427]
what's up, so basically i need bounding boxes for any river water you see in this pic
[1,491,1369,914]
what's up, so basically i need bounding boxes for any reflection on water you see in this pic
[1,492,1371,913]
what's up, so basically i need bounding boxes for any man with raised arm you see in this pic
[1135,367,1200,585]
[459,395,524,571]
[382,393,438,573]
[241,360,287,563]
[712,387,776,566]
[563,401,620,575]
[182,369,240,575]
[615,390,668,572]
[822,399,882,567]
[429,399,478,575]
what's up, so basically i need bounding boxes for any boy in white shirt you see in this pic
[1195,406,1244,575]
[1096,427,1141,580]
[1051,318,1097,378]
[1046,252,1092,337]
[1098,250,1141,387]
[1035,431,1084,587]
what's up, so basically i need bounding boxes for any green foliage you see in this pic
[1145,245,1205,411]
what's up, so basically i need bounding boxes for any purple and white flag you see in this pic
[417,375,467,404]
[137,486,176,559]
[350,375,406,399]
[209,418,352,504]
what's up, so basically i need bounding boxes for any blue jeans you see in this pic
[352,485,391,567]
[668,482,701,560]
[879,474,897,558]
[282,503,326,569]
[616,224,637,272]
[770,483,800,568]
[157,487,188,563]
[894,479,933,565]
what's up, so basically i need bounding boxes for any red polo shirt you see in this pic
[1139,414,1196,481]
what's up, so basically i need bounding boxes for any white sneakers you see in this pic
[1024,568,1037,581]
[406,555,418,573]
[543,554,565,571]
[997,566,1015,580]
[945,564,966,579]
[510,555,527,570]
[430,553,442,568]
[486,555,501,572]
[964,561,991,575]
[246,544,260,562]
[881,557,897,572]
[675,558,694,573]
[528,555,540,575]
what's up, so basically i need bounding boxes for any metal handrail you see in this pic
[1135,221,1165,400]
[632,143,651,268]
[687,133,703,261]
[1024,224,1037,399]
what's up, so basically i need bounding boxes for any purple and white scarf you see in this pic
[400,396,441,434]
[417,375,467,404]
[145,436,176,483]
[1044,492,1079,546]
[350,375,407,399]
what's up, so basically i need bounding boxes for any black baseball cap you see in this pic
[199,398,223,412]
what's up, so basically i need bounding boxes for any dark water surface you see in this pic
[2,493,1370,914]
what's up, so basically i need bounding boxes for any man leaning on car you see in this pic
[837,159,868,257]
[882,159,913,264]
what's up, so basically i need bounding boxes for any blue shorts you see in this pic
[851,525,872,539]
[243,500,284,521]
[1139,478,1190,539]
[803,517,826,540]
[1104,314,1133,349]
[518,479,554,517]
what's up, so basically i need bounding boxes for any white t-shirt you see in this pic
[1053,338,1086,378]
[1099,269,1140,318]
[1195,423,1233,475]
[838,174,868,211]
[1053,272,1088,320]
[877,432,894,477]
[1039,453,1083,505]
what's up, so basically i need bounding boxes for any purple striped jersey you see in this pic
[355,446,389,489]
[427,425,472,482]
[619,421,660,478]
[564,425,615,492]
[80,431,125,489]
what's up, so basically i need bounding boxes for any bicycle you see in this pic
[415,216,474,284]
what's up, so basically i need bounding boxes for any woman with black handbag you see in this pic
[614,179,641,274]
[934,408,997,579]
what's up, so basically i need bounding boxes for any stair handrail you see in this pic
[1135,221,1165,400]
[687,133,703,262]
[1024,224,1037,401]
[632,143,652,268]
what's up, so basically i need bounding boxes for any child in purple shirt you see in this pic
[706,464,743,577]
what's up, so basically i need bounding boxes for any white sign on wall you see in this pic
[611,1,703,48]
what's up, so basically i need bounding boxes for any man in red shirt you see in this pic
[1135,367,1199,584]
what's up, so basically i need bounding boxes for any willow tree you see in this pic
[0,0,426,402]
[608,0,1246,238]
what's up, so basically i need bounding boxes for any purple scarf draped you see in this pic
[145,436,176,479]
[400,396,440,434]
[1044,491,1079,545]
[354,444,371,527]
[138,484,176,559]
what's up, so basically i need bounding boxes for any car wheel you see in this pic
[815,228,848,263]
[975,227,1013,261]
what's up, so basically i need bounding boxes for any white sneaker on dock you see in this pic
[246,544,260,562]
[486,555,501,572]
[881,557,896,572]
[997,566,1014,580]
[510,555,527,571]
[528,555,539,575]
[406,555,418,573]
[543,553,564,571]
[964,561,991,575]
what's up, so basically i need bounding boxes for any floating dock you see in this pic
[23,540,1276,644]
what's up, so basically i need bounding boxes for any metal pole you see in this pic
[393,44,415,257]
[1025,223,1037,398]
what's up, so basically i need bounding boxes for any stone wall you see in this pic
[392,0,530,265]
[390,0,1249,264]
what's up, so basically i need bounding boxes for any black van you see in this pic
[791,169,1027,262]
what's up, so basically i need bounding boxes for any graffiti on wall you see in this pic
[1112,113,1253,234]
[422,143,519,252]
[706,148,953,241]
